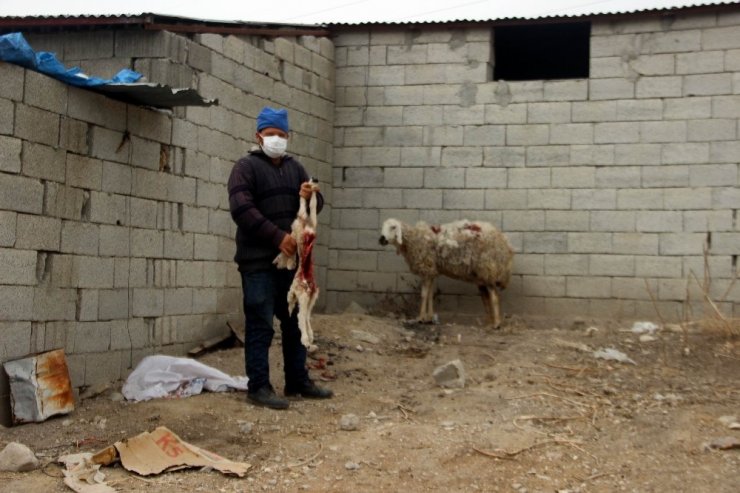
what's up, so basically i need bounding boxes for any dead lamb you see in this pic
[274,181,320,351]
[379,218,514,328]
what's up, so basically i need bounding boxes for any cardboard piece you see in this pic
[58,452,115,493]
[113,427,250,477]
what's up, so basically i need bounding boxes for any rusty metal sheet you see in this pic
[3,348,75,424]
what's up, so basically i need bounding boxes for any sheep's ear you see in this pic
[395,224,403,245]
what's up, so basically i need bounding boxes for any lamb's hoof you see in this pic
[306,343,319,353]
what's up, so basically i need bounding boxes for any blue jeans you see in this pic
[240,267,309,393]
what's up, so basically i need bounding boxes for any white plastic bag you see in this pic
[122,355,248,402]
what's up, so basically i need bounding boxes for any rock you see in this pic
[432,359,466,389]
[351,329,380,345]
[339,414,359,431]
[343,301,367,315]
[0,442,40,472]
[108,392,125,402]
[344,461,360,470]
[238,420,254,434]
[355,345,364,352]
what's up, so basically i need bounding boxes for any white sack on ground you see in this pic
[122,355,248,402]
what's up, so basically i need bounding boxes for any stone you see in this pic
[339,414,360,431]
[0,442,40,472]
[432,359,466,389]
[351,329,380,345]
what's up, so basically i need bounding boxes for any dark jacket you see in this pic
[228,149,323,272]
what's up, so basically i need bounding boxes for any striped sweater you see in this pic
[228,149,323,272]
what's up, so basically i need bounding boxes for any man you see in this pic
[228,107,333,409]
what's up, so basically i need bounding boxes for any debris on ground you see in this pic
[0,442,40,472]
[432,359,466,388]
[121,355,248,401]
[702,436,740,451]
[343,301,367,315]
[718,415,740,430]
[58,452,114,493]
[630,321,660,334]
[3,349,75,424]
[339,414,360,431]
[351,329,381,345]
[593,348,637,365]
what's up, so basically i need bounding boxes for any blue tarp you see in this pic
[0,32,142,87]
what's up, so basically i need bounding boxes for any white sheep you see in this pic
[379,218,514,328]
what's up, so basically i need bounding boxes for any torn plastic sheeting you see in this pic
[122,355,248,402]
[0,32,217,108]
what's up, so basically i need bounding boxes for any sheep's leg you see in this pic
[487,286,501,329]
[426,278,436,323]
[308,192,318,228]
[478,285,492,323]
[418,280,430,322]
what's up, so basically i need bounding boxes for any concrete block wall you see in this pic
[1,29,334,394]
[328,7,740,321]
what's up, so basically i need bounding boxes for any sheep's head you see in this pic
[379,218,403,246]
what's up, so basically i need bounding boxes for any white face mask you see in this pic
[260,135,288,158]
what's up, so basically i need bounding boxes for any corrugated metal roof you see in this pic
[0,13,329,36]
[326,1,740,26]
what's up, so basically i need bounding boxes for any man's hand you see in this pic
[299,181,319,200]
[279,234,297,257]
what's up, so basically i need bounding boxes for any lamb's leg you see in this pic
[426,278,436,323]
[487,286,501,329]
[308,192,318,228]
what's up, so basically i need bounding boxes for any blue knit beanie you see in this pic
[256,107,289,133]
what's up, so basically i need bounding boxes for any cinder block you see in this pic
[595,166,640,188]
[711,233,740,254]
[641,165,689,188]
[76,289,98,322]
[99,225,130,257]
[567,232,612,253]
[551,167,595,188]
[21,141,66,182]
[684,210,733,232]
[572,101,617,122]
[176,260,203,287]
[662,142,710,165]
[589,254,635,276]
[362,189,403,209]
[384,168,424,188]
[503,211,544,233]
[544,80,588,101]
[24,70,67,114]
[130,136,161,171]
[640,121,687,143]
[61,221,99,255]
[84,351,122,386]
[164,288,193,315]
[339,209,380,229]
[544,254,588,275]
[441,147,482,167]
[659,233,706,255]
[523,232,567,254]
[689,164,738,187]
[443,190,484,210]
[0,211,16,247]
[0,98,13,136]
[526,145,569,166]
[14,103,59,147]
[590,78,634,100]
[357,271,397,292]
[0,173,44,214]
[132,288,164,317]
[0,247,37,285]
[687,119,736,141]
[684,73,732,96]
[0,62,25,101]
[73,256,114,288]
[423,168,465,188]
[405,64,446,85]
[465,168,507,189]
[32,287,76,321]
[612,278,655,300]
[676,50,724,74]
[0,321,32,359]
[571,189,615,210]
[636,76,682,98]
[67,86,126,131]
[59,117,88,155]
[614,143,662,165]
[444,105,485,125]
[89,126,130,164]
[703,25,740,50]
[594,122,640,143]
[403,189,443,209]
[128,106,172,144]
[102,161,132,195]
[566,276,611,298]
[0,286,34,320]
[0,135,22,173]
[131,228,164,258]
[636,211,683,232]
[527,102,571,123]
[550,124,594,144]
[164,232,194,260]
[545,211,590,231]
[484,104,527,124]
[645,29,702,53]
[508,168,550,188]
[527,189,570,209]
[15,214,61,251]
[664,97,711,119]
[591,210,636,232]
[664,187,712,210]
[616,188,663,210]
[506,124,549,146]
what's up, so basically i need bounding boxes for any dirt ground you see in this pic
[1,310,739,493]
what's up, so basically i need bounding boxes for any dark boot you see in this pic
[284,380,333,399]
[247,385,289,409]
